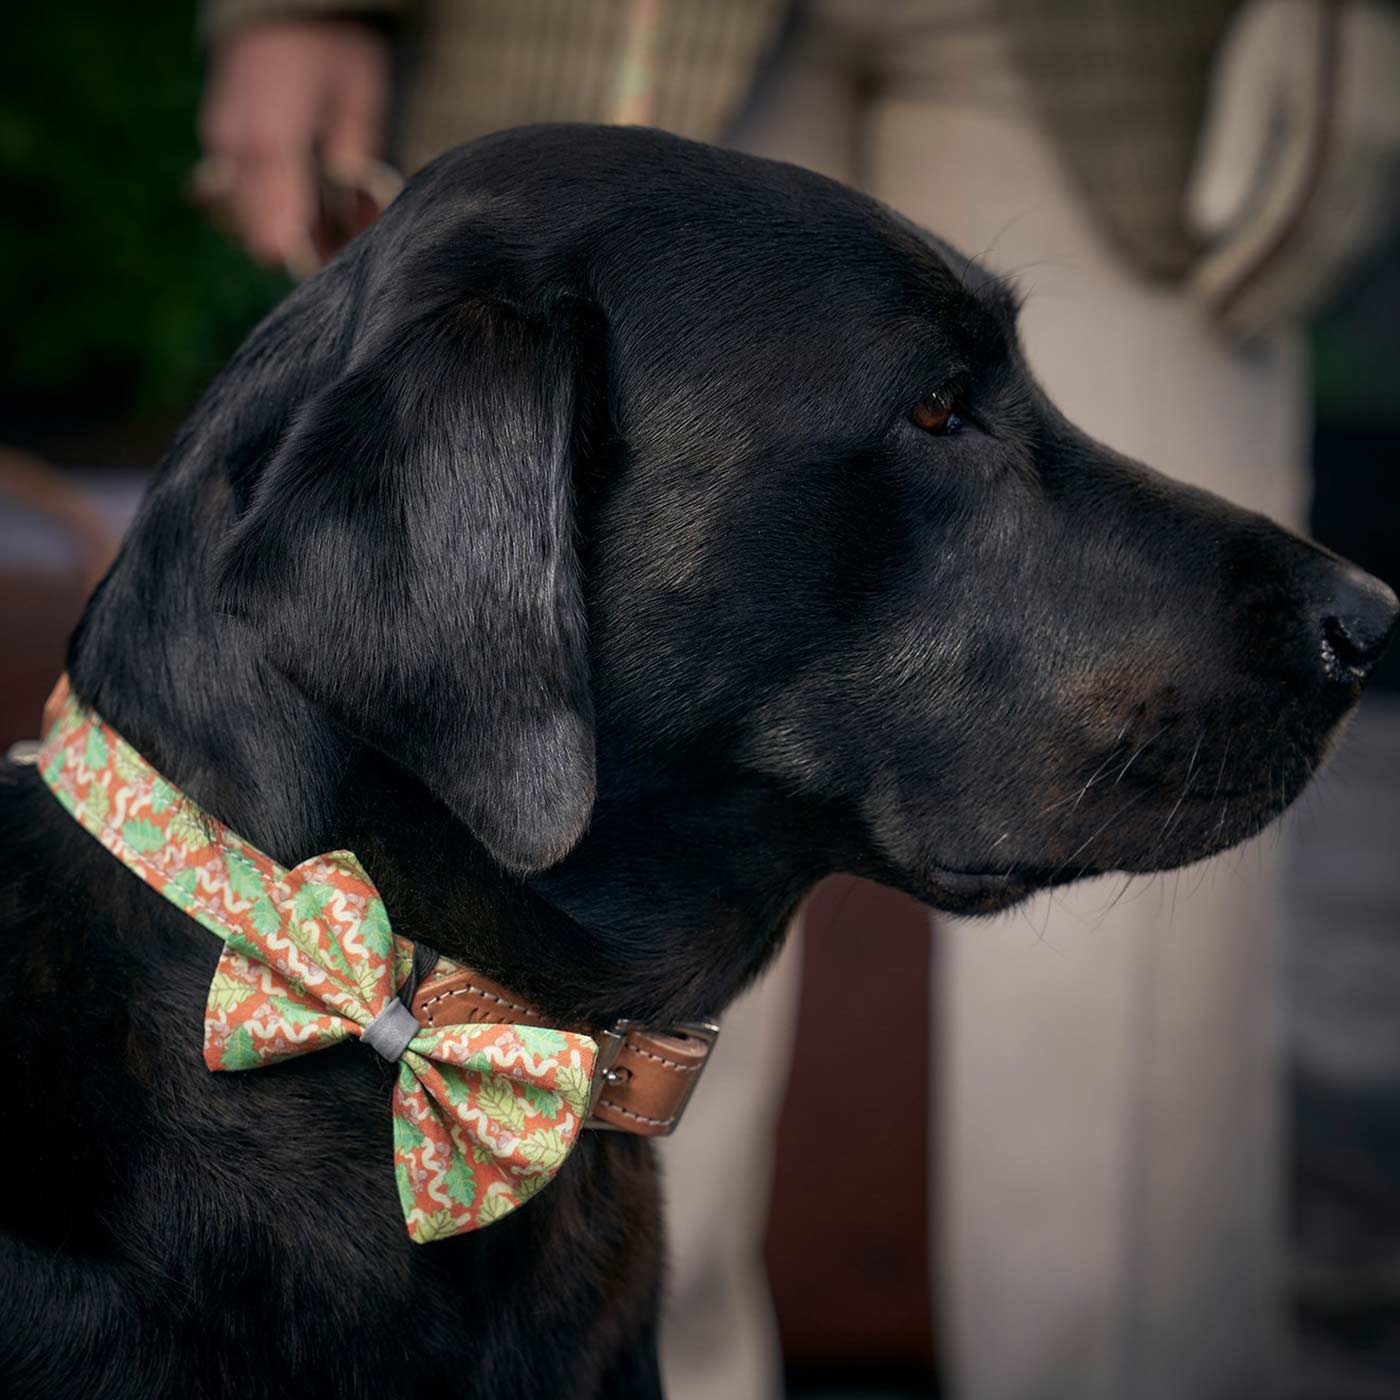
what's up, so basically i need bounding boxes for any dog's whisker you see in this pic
[1185,856,1214,901]
[1155,725,1208,849]
[1112,723,1171,789]
[1036,724,1134,820]
[1046,787,1153,884]
[1159,868,1181,924]
[1068,720,1134,814]
[1209,729,1234,802]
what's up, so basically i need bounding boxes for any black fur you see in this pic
[0,124,1394,1398]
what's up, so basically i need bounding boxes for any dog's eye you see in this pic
[911,388,965,436]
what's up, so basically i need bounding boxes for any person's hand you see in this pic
[200,20,391,268]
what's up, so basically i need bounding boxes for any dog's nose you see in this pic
[1316,563,1399,682]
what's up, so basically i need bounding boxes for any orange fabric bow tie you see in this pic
[37,677,599,1244]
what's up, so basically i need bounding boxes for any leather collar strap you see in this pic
[33,676,718,1243]
[411,968,717,1136]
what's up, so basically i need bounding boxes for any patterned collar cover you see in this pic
[36,678,598,1245]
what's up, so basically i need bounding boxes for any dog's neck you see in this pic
[65,472,816,1025]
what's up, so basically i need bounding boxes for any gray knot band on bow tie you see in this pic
[362,999,420,1062]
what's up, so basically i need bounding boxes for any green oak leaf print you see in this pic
[42,749,65,788]
[475,1199,511,1227]
[520,1126,569,1173]
[83,728,108,772]
[438,1146,478,1209]
[121,818,166,854]
[522,1084,561,1117]
[249,896,281,937]
[392,1103,425,1153]
[207,967,248,1013]
[85,782,111,827]
[221,1024,261,1070]
[410,1209,461,1244]
[165,866,198,910]
[475,1074,527,1132]
[167,804,210,851]
[359,900,391,942]
[224,851,267,901]
[391,940,414,990]
[555,1063,592,1115]
[515,1025,569,1058]
[112,743,146,785]
[268,998,336,1031]
[291,882,332,924]
[511,1169,553,1206]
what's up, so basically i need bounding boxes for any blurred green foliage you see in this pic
[1311,242,1400,428]
[0,7,285,422]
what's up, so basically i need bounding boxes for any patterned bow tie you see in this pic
[37,678,598,1244]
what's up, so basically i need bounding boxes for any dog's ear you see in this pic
[216,298,595,873]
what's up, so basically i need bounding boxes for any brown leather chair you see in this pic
[765,877,939,1388]
[0,450,117,750]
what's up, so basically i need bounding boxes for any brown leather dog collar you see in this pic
[411,967,719,1137]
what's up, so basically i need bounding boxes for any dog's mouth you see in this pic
[921,771,1312,916]
[923,863,1086,915]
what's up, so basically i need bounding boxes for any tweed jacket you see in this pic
[202,0,1399,323]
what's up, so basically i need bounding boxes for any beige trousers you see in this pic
[669,10,1307,1400]
[657,935,802,1400]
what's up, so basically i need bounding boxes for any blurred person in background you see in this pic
[197,2,1400,1397]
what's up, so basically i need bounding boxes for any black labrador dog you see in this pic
[1,124,1394,1398]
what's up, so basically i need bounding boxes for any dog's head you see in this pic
[217,125,1396,915]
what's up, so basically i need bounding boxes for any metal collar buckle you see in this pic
[585,1019,720,1135]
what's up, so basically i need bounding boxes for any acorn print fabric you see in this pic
[37,677,599,1244]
